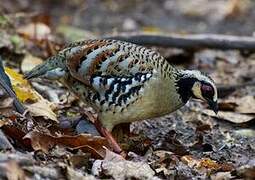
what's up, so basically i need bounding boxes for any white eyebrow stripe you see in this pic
[213,85,218,102]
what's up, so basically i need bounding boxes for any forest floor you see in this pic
[0,0,254,179]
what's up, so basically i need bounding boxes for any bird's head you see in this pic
[176,70,218,114]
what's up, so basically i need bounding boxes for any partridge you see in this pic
[25,39,218,153]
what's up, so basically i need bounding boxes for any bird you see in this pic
[24,39,218,153]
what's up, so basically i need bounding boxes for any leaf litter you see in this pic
[0,2,254,179]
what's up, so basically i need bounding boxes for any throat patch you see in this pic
[175,77,197,103]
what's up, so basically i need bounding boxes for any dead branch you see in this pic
[106,34,255,50]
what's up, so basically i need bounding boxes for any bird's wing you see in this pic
[64,39,160,112]
[65,39,157,87]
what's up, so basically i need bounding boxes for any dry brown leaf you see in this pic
[24,131,109,159]
[69,145,105,159]
[25,100,57,122]
[1,125,32,150]
[181,155,234,172]
[234,164,255,179]
[92,149,155,179]
[203,110,254,124]
[104,148,125,162]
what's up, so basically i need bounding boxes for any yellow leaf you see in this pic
[4,67,57,121]
[4,67,38,102]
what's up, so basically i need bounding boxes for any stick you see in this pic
[106,34,255,50]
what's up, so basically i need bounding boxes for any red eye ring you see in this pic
[201,84,214,97]
[201,84,213,92]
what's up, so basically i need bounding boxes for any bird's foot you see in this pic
[94,119,123,154]
[81,110,125,156]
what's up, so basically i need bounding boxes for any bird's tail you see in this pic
[24,55,64,79]
[24,61,48,79]
[24,45,86,79]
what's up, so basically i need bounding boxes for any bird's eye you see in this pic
[201,84,214,97]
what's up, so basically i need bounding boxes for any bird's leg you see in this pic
[94,118,123,154]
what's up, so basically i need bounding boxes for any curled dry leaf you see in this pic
[25,100,57,122]
[92,149,156,179]
[4,67,57,121]
[203,110,254,124]
[24,131,109,159]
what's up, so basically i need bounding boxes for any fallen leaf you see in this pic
[0,117,9,128]
[149,150,178,176]
[210,172,233,180]
[24,131,109,159]
[67,154,90,169]
[233,163,255,179]
[24,100,57,121]
[181,155,234,173]
[92,149,156,179]
[4,67,57,121]
[62,166,97,180]
[218,102,237,111]
[219,96,255,114]
[21,54,43,73]
[234,96,255,114]
[203,110,254,124]
[17,22,51,41]
[5,67,39,102]
[1,125,32,150]
[104,148,125,162]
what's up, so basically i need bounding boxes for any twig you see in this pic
[106,34,255,50]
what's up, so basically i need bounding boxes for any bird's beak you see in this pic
[207,99,218,114]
